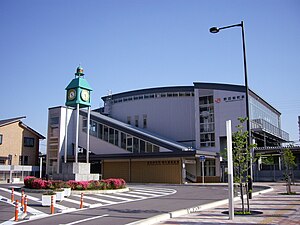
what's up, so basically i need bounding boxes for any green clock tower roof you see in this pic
[65,77,93,91]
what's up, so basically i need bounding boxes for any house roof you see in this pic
[0,116,45,139]
[0,116,26,126]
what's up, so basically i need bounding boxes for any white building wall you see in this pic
[214,89,247,137]
[109,96,195,146]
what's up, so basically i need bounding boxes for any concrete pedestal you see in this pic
[53,163,99,181]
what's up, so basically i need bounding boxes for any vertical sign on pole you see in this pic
[199,155,205,184]
[226,120,234,220]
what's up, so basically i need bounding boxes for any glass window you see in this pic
[146,142,152,152]
[140,140,146,153]
[98,124,103,139]
[0,134,2,145]
[24,156,29,165]
[104,126,109,142]
[127,135,133,152]
[24,137,34,147]
[133,137,139,153]
[143,115,147,128]
[205,159,216,176]
[127,116,131,125]
[90,120,97,137]
[153,145,159,152]
[199,96,213,105]
[109,128,114,144]
[121,132,126,149]
[135,115,139,127]
[114,130,119,146]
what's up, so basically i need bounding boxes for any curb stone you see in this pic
[127,185,273,225]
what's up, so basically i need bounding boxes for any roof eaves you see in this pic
[19,122,46,139]
[0,116,26,127]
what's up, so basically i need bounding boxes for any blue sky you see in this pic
[1,0,300,152]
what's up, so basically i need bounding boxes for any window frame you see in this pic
[24,137,35,147]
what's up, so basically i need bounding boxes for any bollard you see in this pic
[80,193,83,209]
[21,190,25,207]
[50,195,54,214]
[11,188,14,202]
[15,200,19,222]
[24,195,28,213]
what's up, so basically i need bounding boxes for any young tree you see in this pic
[232,117,256,213]
[282,148,296,194]
[261,156,276,181]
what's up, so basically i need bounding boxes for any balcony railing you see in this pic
[251,119,289,141]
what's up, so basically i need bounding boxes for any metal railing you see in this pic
[251,119,289,141]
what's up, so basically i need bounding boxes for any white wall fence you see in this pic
[0,165,40,183]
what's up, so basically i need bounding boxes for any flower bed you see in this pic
[24,176,126,191]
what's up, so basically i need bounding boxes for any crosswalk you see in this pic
[0,185,176,221]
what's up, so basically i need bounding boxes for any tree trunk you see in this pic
[246,182,250,212]
[287,175,292,194]
[240,183,245,213]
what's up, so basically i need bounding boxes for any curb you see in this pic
[19,187,129,194]
[127,185,274,225]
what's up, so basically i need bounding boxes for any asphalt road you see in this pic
[0,184,230,225]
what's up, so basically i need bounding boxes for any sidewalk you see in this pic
[156,183,300,225]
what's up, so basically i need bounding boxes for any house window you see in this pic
[24,137,34,147]
[19,155,29,165]
[0,134,2,145]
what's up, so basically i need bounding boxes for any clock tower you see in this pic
[65,66,93,164]
[65,66,92,108]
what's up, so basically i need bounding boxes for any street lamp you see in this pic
[209,21,253,198]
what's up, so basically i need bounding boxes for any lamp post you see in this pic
[210,21,253,198]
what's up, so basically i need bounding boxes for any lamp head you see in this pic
[209,27,219,33]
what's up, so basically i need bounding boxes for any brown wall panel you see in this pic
[131,159,181,184]
[103,158,182,184]
[103,160,130,182]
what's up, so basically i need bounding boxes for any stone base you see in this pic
[53,163,99,181]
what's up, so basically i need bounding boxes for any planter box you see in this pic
[55,191,64,202]
[42,194,56,206]
[63,188,71,197]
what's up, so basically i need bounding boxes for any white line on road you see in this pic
[113,192,146,199]
[62,197,91,207]
[60,214,109,225]
[94,193,130,201]
[73,194,114,204]
[132,188,176,195]
[129,191,160,197]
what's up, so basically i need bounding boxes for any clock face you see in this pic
[81,89,90,102]
[68,89,76,101]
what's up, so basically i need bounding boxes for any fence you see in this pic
[0,165,40,183]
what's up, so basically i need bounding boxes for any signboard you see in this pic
[199,155,206,161]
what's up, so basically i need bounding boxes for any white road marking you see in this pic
[60,214,109,225]
[113,192,146,199]
[132,188,175,195]
[129,191,160,197]
[73,194,115,204]
[62,197,91,207]
[94,193,130,201]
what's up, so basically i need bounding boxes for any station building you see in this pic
[47,82,289,183]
